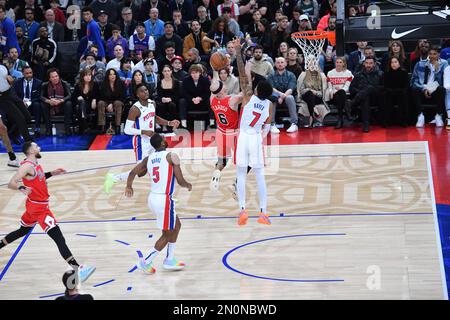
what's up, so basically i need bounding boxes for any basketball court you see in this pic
[0,140,447,299]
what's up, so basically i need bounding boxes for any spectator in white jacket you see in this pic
[326,57,353,129]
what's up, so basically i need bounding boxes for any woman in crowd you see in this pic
[156,65,181,132]
[253,18,272,55]
[381,40,409,72]
[203,17,234,53]
[142,60,158,97]
[118,57,133,97]
[277,42,289,59]
[326,57,353,129]
[213,68,239,95]
[97,69,126,135]
[286,47,303,79]
[72,68,99,134]
[129,70,148,105]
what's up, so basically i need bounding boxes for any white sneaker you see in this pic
[7,159,19,168]
[270,125,280,134]
[286,123,298,133]
[78,264,96,283]
[209,169,221,191]
[435,114,444,127]
[416,113,425,127]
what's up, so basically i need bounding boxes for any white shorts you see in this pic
[235,130,264,169]
[133,135,155,162]
[148,193,177,231]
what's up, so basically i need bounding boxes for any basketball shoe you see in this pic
[7,159,19,168]
[163,258,186,271]
[209,169,221,191]
[238,209,248,226]
[103,173,117,194]
[257,213,271,225]
[78,265,96,283]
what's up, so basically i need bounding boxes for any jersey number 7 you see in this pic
[249,111,261,127]
[152,167,160,183]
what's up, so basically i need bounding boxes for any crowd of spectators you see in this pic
[0,0,449,140]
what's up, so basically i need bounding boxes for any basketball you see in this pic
[209,51,229,71]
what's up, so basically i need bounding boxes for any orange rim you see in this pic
[291,30,335,43]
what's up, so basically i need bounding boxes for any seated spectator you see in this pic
[55,270,94,300]
[217,0,239,19]
[267,57,298,133]
[142,60,158,96]
[40,68,73,136]
[40,9,65,43]
[199,0,218,22]
[31,26,57,80]
[118,7,137,40]
[171,9,189,39]
[317,0,336,30]
[288,12,313,34]
[144,8,165,41]
[249,45,273,78]
[349,56,383,132]
[72,68,99,134]
[184,48,210,74]
[118,57,133,96]
[79,53,107,83]
[171,55,188,81]
[12,66,43,136]
[251,18,272,54]
[444,64,450,129]
[90,0,118,23]
[0,5,20,59]
[16,25,32,62]
[347,41,367,74]
[270,15,289,57]
[196,6,213,33]
[245,9,262,37]
[16,0,45,22]
[169,0,194,22]
[297,54,329,128]
[347,4,359,17]
[7,47,29,74]
[15,7,40,42]
[318,15,337,73]
[132,49,158,74]
[183,20,211,61]
[382,56,409,127]
[97,10,113,43]
[440,39,450,62]
[286,47,303,78]
[82,7,106,62]
[106,45,134,72]
[381,40,409,72]
[326,56,353,129]
[156,65,181,131]
[224,40,239,76]
[155,22,183,59]
[97,68,125,134]
[129,69,150,104]
[157,41,177,73]
[277,42,289,59]
[238,0,268,25]
[222,7,240,37]
[180,64,212,128]
[129,22,156,63]
[297,0,320,25]
[203,17,234,53]
[213,67,240,95]
[411,46,448,128]
[106,24,129,61]
[410,39,430,72]
[49,0,66,26]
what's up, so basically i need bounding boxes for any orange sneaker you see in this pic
[238,210,248,226]
[257,213,271,225]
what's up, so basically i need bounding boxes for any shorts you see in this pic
[21,200,57,232]
[235,130,264,169]
[133,135,155,162]
[216,129,237,159]
[148,193,176,231]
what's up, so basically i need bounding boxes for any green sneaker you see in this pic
[103,173,117,194]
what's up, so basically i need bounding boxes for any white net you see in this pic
[291,33,327,72]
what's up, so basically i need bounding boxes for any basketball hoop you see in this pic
[291,30,335,72]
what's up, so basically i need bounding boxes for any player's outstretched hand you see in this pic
[124,186,134,197]
[51,168,67,176]
[170,120,180,129]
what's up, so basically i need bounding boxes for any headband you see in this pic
[212,81,223,95]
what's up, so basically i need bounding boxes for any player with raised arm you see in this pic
[233,38,274,226]
[1,141,96,282]
[125,133,192,274]
[209,76,243,191]
[103,84,180,193]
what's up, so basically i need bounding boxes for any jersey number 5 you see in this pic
[152,167,160,183]
[249,111,261,127]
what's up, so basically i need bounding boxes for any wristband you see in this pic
[18,186,26,191]
[45,172,52,179]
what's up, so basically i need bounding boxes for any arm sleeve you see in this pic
[48,39,58,64]
[124,119,142,135]
[89,22,105,58]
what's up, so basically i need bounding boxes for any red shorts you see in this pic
[216,129,237,159]
[21,200,57,232]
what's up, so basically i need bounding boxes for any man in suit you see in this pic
[40,9,65,43]
[117,7,137,40]
[12,66,43,137]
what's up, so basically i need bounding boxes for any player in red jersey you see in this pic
[209,77,243,191]
[1,141,96,283]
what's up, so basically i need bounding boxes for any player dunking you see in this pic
[209,78,242,191]
[233,38,274,226]
[1,141,96,282]
[125,133,192,274]
[103,84,180,193]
